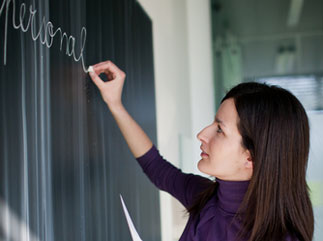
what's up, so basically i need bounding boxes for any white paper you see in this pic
[120,194,143,241]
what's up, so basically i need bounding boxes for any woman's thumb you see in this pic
[88,67,104,90]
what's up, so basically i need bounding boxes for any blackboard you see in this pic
[0,0,161,240]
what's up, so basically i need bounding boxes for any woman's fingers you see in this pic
[88,60,126,87]
[92,60,125,79]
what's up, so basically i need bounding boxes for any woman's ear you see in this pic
[244,150,253,169]
[245,158,253,168]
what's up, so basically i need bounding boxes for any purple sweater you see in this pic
[136,145,298,241]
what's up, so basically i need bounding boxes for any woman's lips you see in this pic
[201,152,209,157]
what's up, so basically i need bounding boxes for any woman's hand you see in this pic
[88,60,126,108]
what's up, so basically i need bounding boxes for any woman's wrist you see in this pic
[107,101,125,114]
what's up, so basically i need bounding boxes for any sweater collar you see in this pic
[215,177,250,214]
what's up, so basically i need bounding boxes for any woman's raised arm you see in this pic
[88,60,153,158]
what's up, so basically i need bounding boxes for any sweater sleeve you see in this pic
[136,144,213,208]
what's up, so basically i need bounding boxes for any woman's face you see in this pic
[197,98,253,181]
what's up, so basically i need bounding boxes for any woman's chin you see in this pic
[197,159,204,171]
[197,160,212,175]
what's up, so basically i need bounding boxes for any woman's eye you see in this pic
[216,125,223,133]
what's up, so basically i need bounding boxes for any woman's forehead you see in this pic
[216,99,239,130]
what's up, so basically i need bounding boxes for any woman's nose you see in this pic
[197,128,207,142]
[197,131,201,141]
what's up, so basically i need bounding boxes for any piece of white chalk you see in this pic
[88,66,94,73]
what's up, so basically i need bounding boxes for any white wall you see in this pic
[307,111,323,241]
[136,0,214,240]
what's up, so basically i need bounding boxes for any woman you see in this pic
[88,60,314,241]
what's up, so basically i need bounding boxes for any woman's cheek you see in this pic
[209,139,220,153]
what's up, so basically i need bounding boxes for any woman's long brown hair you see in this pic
[188,82,314,241]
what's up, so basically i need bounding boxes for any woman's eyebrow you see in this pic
[214,117,226,128]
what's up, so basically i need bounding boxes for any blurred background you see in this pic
[137,0,323,240]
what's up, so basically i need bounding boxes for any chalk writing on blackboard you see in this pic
[0,0,89,73]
